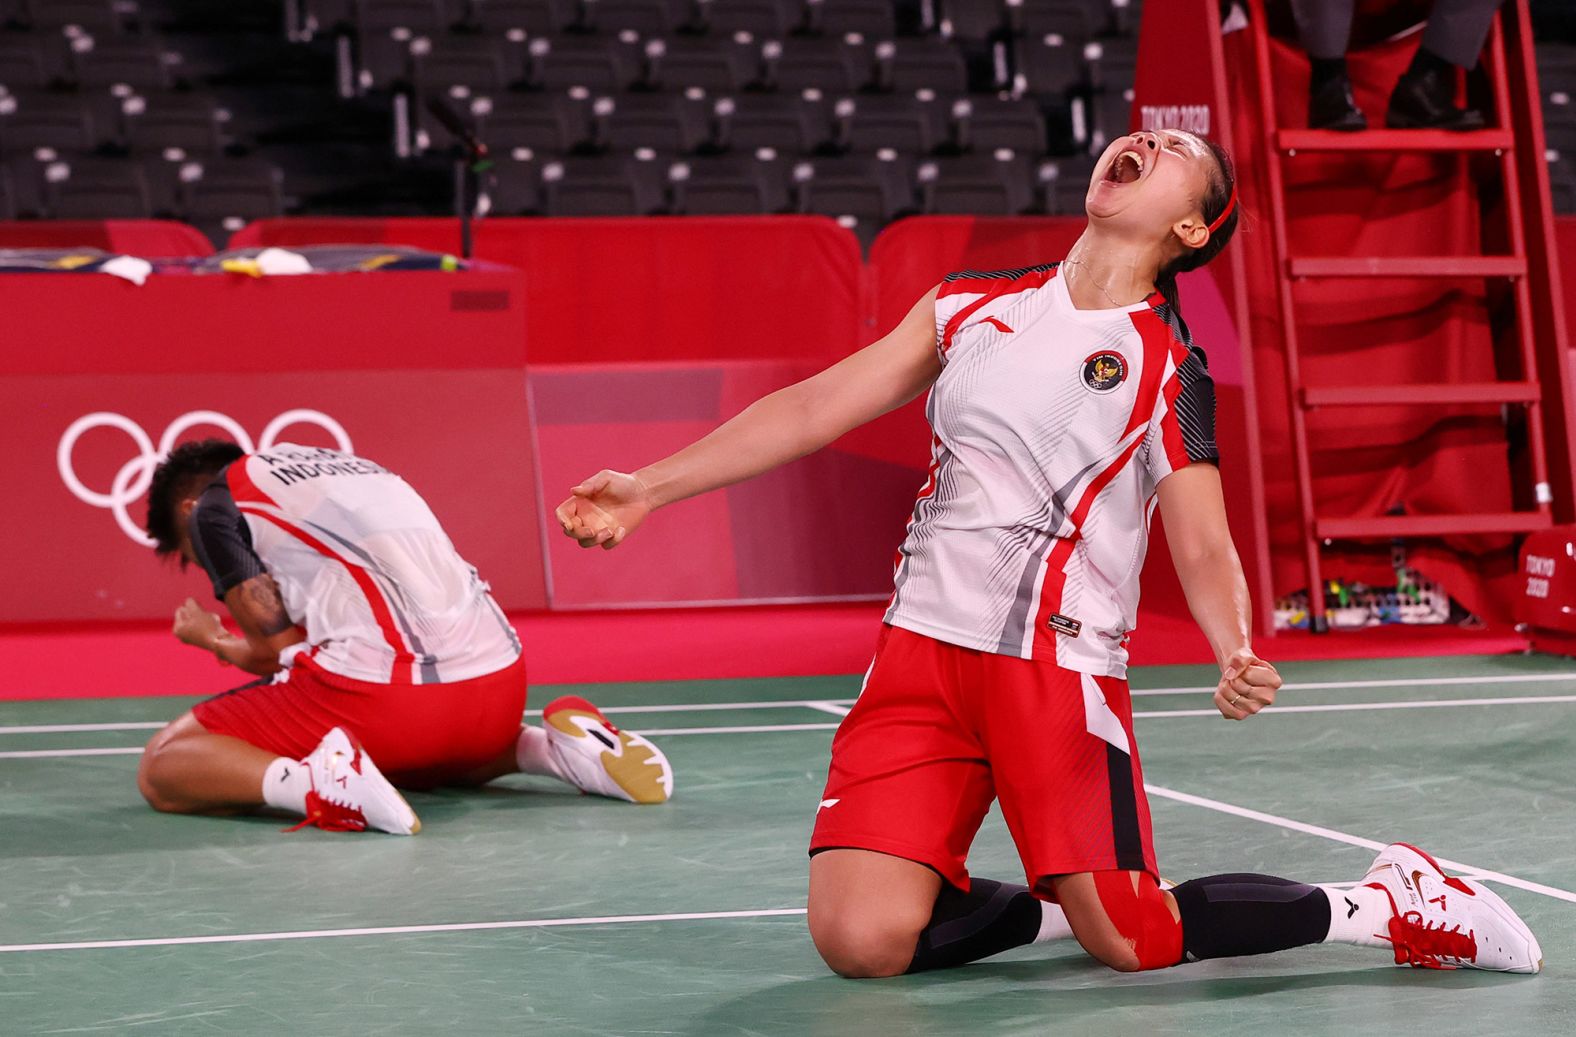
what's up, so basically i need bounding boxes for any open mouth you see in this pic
[1104,149,1144,185]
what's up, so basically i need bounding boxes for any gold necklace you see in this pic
[1062,258,1146,309]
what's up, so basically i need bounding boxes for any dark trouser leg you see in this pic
[1421,0,1507,69]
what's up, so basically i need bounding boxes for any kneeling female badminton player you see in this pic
[557,129,1541,975]
[140,440,672,835]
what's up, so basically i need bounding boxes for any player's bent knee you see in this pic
[1088,871,1184,972]
[136,717,198,813]
[809,917,919,978]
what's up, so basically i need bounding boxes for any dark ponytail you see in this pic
[1156,136,1239,319]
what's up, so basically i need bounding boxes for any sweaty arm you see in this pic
[558,287,944,548]
[186,482,305,675]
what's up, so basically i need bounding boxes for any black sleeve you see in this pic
[1174,345,1220,465]
[188,476,265,601]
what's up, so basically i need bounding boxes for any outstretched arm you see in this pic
[173,575,304,676]
[558,286,943,549]
[1156,465,1281,721]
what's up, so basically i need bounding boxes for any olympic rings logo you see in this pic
[57,410,354,546]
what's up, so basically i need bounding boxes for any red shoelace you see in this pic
[283,789,368,833]
[1388,910,1478,969]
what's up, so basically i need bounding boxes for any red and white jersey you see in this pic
[883,264,1218,678]
[223,445,521,685]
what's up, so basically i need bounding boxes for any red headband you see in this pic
[1206,185,1237,234]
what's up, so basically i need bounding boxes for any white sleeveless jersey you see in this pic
[226,444,521,684]
[884,264,1218,678]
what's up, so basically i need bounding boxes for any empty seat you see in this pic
[465,0,580,33]
[412,34,519,98]
[805,0,895,38]
[794,153,914,223]
[762,37,868,93]
[641,36,758,92]
[712,92,830,153]
[940,0,1005,43]
[27,0,130,33]
[668,152,790,213]
[0,35,55,89]
[583,0,679,35]
[597,93,710,153]
[918,152,1034,214]
[1012,32,1085,96]
[301,0,356,34]
[1008,0,1096,44]
[1086,84,1130,152]
[480,145,541,213]
[835,94,944,155]
[119,90,226,155]
[1086,35,1136,92]
[355,0,451,34]
[700,0,799,38]
[179,154,285,244]
[0,90,101,155]
[2,153,50,214]
[541,153,668,215]
[1110,0,1141,36]
[71,36,178,90]
[527,36,642,91]
[1542,84,1576,132]
[1035,153,1093,214]
[949,95,1046,155]
[459,93,592,153]
[1548,161,1575,214]
[0,161,14,219]
[874,38,967,93]
[45,154,152,217]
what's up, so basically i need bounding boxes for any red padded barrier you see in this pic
[232,216,866,365]
[1,266,543,622]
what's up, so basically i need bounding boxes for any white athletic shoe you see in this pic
[288,727,421,836]
[1362,842,1541,973]
[542,696,673,804]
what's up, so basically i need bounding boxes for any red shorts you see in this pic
[810,625,1157,893]
[192,655,528,789]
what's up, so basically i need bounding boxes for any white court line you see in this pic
[0,700,848,736]
[639,722,842,737]
[0,907,809,955]
[5,671,1575,737]
[0,747,145,759]
[805,701,854,717]
[1134,694,1576,719]
[1147,785,1576,905]
[7,693,1576,759]
[1132,671,1576,698]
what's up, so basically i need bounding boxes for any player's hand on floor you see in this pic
[1214,647,1281,721]
[172,597,224,651]
[555,470,653,550]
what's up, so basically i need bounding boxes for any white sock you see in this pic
[262,756,310,814]
[1318,884,1393,948]
[515,726,570,781]
[1035,900,1075,943]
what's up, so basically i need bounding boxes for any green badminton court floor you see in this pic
[3,653,1575,1036]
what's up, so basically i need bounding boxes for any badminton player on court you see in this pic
[558,129,1542,975]
[138,440,672,834]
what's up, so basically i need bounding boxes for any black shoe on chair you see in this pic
[1385,62,1487,130]
[1308,70,1368,131]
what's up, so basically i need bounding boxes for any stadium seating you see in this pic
[1,0,1572,248]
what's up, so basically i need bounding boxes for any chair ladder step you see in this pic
[1278,128,1514,154]
[1315,512,1552,539]
[1289,256,1526,278]
[1301,382,1541,407]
